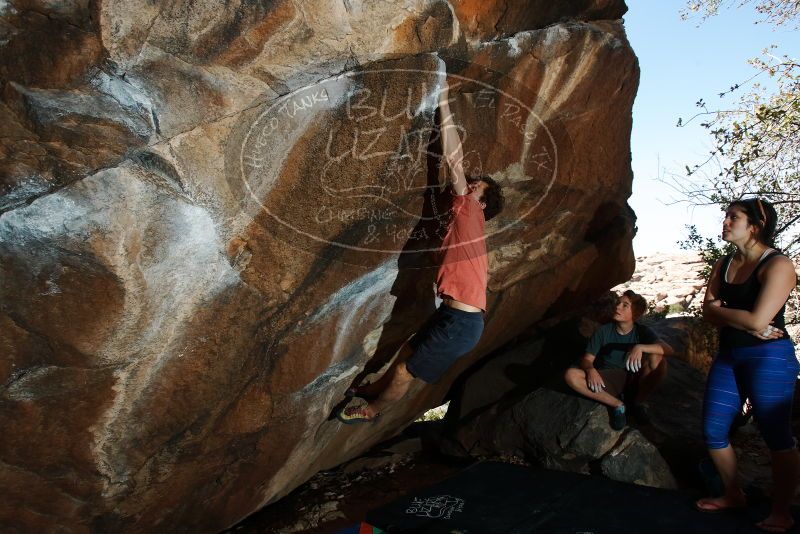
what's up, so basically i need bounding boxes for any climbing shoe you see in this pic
[337,404,379,425]
[610,404,627,431]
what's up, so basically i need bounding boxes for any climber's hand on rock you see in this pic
[586,368,605,393]
[438,77,450,107]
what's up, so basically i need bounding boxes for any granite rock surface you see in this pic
[0,1,638,531]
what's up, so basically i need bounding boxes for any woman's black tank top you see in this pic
[718,250,788,349]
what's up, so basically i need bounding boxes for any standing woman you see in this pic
[696,198,798,533]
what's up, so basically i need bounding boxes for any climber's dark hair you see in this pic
[467,175,504,221]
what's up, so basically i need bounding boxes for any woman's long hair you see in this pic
[728,197,778,247]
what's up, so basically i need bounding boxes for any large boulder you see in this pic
[443,387,677,489]
[0,1,638,531]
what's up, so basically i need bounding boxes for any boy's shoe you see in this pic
[610,404,627,431]
[630,403,651,426]
[337,404,379,425]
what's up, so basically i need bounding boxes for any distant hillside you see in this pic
[613,252,706,314]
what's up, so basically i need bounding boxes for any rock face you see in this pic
[0,1,639,532]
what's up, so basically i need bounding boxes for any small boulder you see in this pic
[600,429,678,489]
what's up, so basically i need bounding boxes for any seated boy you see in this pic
[564,290,674,430]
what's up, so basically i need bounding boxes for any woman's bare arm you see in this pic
[702,258,727,328]
[705,255,796,332]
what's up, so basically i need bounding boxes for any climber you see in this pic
[563,290,674,430]
[336,76,504,424]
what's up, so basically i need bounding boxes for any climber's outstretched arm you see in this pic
[438,79,468,196]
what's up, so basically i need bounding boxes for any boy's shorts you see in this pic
[595,368,630,398]
[572,355,666,398]
[405,305,484,384]
[568,367,630,398]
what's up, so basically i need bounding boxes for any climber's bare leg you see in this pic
[362,362,416,418]
[355,341,414,397]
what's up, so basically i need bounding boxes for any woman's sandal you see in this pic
[694,497,746,514]
[755,519,795,533]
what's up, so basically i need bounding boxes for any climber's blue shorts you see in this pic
[703,338,799,451]
[406,305,484,384]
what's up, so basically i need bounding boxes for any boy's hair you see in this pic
[622,289,647,320]
[467,175,504,221]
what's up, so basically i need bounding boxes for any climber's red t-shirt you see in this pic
[435,192,488,311]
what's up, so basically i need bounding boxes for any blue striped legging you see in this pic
[703,338,799,451]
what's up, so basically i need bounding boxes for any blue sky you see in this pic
[624,0,799,255]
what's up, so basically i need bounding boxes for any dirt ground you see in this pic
[225,425,471,534]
